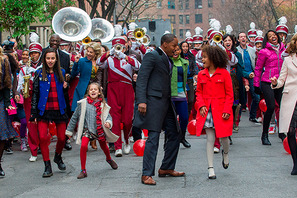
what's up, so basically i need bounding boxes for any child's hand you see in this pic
[270,76,278,86]
[104,122,111,129]
[199,106,207,117]
[222,113,230,120]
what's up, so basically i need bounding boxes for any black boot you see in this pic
[54,152,66,170]
[287,128,297,175]
[42,161,53,178]
[180,130,191,148]
[181,139,191,148]
[278,133,286,142]
[261,133,271,145]
[0,164,5,177]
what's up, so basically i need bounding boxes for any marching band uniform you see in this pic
[17,43,42,160]
[97,37,140,156]
[247,22,257,49]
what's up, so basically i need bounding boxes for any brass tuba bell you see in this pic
[89,18,115,43]
[141,35,151,46]
[133,28,145,40]
[52,7,92,42]
[213,33,222,43]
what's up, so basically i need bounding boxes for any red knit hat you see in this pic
[29,42,42,54]
[112,37,126,47]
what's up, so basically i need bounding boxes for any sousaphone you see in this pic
[52,7,92,42]
[89,18,115,43]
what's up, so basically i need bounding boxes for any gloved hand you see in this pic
[131,41,141,50]
[109,47,115,56]
[116,51,127,59]
[254,86,262,95]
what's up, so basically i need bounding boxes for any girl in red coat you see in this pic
[195,45,234,179]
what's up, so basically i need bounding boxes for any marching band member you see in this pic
[190,27,203,57]
[185,30,193,49]
[276,16,289,46]
[247,22,257,49]
[97,36,140,157]
[255,30,264,54]
[18,42,43,156]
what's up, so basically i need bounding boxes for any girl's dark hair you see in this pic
[179,41,189,53]
[202,45,228,69]
[42,48,64,83]
[223,34,237,53]
[262,30,281,49]
[179,41,196,74]
[101,45,109,52]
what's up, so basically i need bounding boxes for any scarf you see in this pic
[87,96,105,141]
[269,43,279,53]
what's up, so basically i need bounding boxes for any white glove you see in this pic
[109,48,115,56]
[116,51,127,59]
[210,40,225,50]
[131,41,141,50]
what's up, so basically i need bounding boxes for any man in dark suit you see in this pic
[133,34,185,185]
[42,34,72,150]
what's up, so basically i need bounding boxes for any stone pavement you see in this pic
[1,111,297,198]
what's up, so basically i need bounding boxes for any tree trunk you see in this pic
[268,0,278,25]
[78,0,86,11]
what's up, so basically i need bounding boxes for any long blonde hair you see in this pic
[286,34,297,55]
[85,42,102,60]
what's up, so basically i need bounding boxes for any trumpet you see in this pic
[133,28,145,40]
[282,36,286,44]
[213,33,222,43]
[114,44,123,53]
[23,75,30,99]
[141,35,151,46]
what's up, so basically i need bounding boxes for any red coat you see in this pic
[195,68,234,138]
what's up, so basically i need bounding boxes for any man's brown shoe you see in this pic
[141,175,156,185]
[77,170,87,179]
[158,169,185,177]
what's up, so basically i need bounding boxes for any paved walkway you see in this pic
[1,112,297,198]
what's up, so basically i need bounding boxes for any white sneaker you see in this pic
[256,117,263,123]
[214,147,220,153]
[29,155,37,162]
[268,125,275,134]
[115,149,123,157]
[129,136,134,143]
[123,144,131,154]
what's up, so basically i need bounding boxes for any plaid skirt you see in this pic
[203,106,214,129]
[0,100,18,140]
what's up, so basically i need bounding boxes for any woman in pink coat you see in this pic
[270,34,297,175]
[195,45,234,179]
[254,30,286,145]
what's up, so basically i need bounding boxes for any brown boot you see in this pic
[90,140,97,150]
[107,159,118,169]
[77,170,87,179]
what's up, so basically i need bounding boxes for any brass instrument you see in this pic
[133,28,145,40]
[23,75,30,99]
[88,18,114,43]
[114,44,123,53]
[282,36,286,45]
[213,33,222,43]
[52,7,92,42]
[82,36,92,45]
[141,35,151,46]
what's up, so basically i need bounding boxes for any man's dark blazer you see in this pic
[133,47,180,132]
[42,47,70,74]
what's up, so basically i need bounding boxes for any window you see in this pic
[179,15,183,24]
[185,0,189,9]
[195,0,202,9]
[221,0,225,5]
[168,15,176,24]
[157,0,162,8]
[208,0,213,8]
[180,29,184,39]
[195,14,202,23]
[185,15,190,24]
[168,0,175,9]
[173,29,176,35]
[178,0,183,10]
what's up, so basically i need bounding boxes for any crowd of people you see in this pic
[0,16,297,185]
